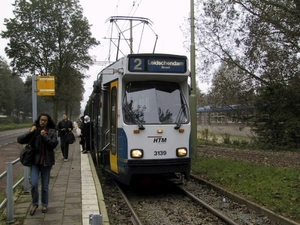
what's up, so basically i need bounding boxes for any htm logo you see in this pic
[153,138,167,143]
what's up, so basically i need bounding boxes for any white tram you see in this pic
[85,53,191,185]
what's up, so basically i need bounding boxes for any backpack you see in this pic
[65,132,75,144]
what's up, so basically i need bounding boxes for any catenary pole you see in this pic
[190,0,197,157]
[32,73,37,123]
[32,1,40,123]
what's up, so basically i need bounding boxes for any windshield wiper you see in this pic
[123,102,145,130]
[174,104,187,130]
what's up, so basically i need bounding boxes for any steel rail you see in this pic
[178,185,239,225]
[115,181,144,225]
[191,175,300,225]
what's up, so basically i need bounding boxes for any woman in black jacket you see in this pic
[17,113,58,215]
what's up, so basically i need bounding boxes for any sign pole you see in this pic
[32,73,37,123]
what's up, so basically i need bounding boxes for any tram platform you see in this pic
[11,138,109,225]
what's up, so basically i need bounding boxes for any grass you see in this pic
[194,130,300,222]
[191,155,300,222]
[0,185,25,224]
[0,123,31,131]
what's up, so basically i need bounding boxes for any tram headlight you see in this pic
[176,148,187,157]
[130,149,144,158]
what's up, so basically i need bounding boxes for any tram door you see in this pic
[109,80,118,174]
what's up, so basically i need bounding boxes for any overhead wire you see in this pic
[104,0,120,63]
[99,0,158,63]
[102,0,134,60]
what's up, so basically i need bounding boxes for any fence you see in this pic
[0,158,30,224]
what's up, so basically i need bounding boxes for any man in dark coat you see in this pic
[79,116,85,152]
[82,115,93,154]
[57,113,73,161]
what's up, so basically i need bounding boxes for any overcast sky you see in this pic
[0,1,208,110]
[77,0,191,106]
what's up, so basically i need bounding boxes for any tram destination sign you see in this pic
[129,56,187,73]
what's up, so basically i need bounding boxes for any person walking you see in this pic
[57,113,73,162]
[82,115,93,154]
[17,113,58,215]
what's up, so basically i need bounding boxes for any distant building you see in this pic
[197,105,254,125]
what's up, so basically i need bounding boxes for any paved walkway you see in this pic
[12,138,109,225]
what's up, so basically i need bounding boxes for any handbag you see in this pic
[75,127,81,137]
[65,132,75,144]
[20,145,35,167]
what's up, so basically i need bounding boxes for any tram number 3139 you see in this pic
[154,151,167,156]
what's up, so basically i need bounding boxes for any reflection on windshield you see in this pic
[123,81,189,125]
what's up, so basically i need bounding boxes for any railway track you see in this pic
[116,180,238,225]
[189,175,300,225]
[177,185,238,225]
[99,172,299,225]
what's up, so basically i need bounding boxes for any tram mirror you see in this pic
[188,84,192,95]
[93,80,102,93]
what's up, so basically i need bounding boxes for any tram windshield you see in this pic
[123,81,189,125]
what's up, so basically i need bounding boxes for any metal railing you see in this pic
[0,158,30,224]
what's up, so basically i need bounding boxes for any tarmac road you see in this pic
[0,128,29,194]
[0,128,29,147]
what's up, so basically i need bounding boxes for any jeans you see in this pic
[30,164,52,206]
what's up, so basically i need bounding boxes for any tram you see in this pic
[84,53,191,185]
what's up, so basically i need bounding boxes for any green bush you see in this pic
[222,133,231,144]
[0,123,31,131]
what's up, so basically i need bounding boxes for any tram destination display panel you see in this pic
[128,55,187,73]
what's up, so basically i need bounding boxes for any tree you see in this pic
[189,0,300,147]
[0,57,48,122]
[253,81,300,148]
[1,0,99,122]
[195,84,206,108]
[12,73,27,122]
[55,65,84,119]
[192,0,300,86]
[207,62,255,122]
[0,57,15,115]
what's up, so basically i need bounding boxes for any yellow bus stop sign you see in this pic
[36,76,55,96]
